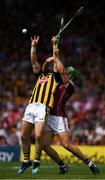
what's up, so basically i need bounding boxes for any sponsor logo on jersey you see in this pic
[39,76,48,84]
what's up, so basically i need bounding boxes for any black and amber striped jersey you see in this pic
[29,71,62,108]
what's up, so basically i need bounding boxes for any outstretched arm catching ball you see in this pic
[30,35,41,73]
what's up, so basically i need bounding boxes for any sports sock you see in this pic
[58,160,66,167]
[88,161,93,167]
[85,159,93,166]
[23,160,30,163]
[34,152,41,163]
[24,152,30,162]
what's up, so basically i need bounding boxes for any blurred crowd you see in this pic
[0,0,105,146]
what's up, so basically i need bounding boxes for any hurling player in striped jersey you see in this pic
[18,35,68,175]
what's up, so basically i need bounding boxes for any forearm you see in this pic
[54,58,64,73]
[53,47,64,73]
[53,44,60,59]
[30,46,37,66]
[30,45,41,73]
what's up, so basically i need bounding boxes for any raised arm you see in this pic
[42,36,63,73]
[52,36,70,84]
[52,36,64,73]
[30,36,41,73]
[42,36,69,84]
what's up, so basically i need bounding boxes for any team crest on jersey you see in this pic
[39,76,48,84]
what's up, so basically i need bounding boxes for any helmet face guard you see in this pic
[66,66,82,87]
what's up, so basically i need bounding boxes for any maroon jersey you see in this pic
[50,81,75,117]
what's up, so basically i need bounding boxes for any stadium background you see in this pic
[0,0,105,163]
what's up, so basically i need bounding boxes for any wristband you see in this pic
[31,46,36,53]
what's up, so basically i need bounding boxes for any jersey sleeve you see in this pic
[66,81,75,94]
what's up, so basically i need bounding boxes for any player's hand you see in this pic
[31,36,40,47]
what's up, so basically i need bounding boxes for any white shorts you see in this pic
[22,102,47,124]
[45,115,69,134]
